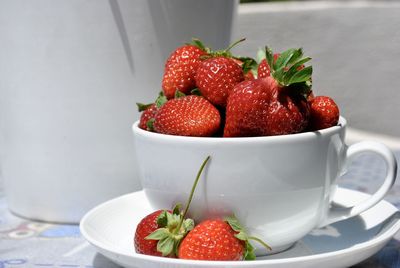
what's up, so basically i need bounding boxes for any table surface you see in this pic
[1,149,400,268]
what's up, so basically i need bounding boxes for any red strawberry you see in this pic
[178,219,244,261]
[223,79,272,137]
[153,95,221,137]
[194,39,249,107]
[178,216,271,261]
[231,57,257,81]
[134,210,169,256]
[134,156,211,257]
[137,104,157,131]
[244,70,255,80]
[196,56,244,107]
[263,77,310,135]
[224,47,312,137]
[162,40,208,99]
[136,92,168,131]
[309,96,339,130]
[257,53,279,78]
[257,59,271,78]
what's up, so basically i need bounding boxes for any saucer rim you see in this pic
[80,188,400,266]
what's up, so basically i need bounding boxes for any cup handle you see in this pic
[319,141,397,227]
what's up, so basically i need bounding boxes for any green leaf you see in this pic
[288,66,313,84]
[156,210,168,227]
[265,46,274,72]
[174,90,186,99]
[225,215,244,233]
[190,88,202,96]
[155,92,168,108]
[136,102,153,112]
[157,237,175,256]
[145,228,169,240]
[273,48,297,71]
[166,211,181,227]
[146,118,155,131]
[234,231,248,241]
[191,38,208,52]
[172,203,182,215]
[286,48,304,66]
[282,57,311,84]
[183,218,194,232]
[237,57,258,74]
[244,241,256,260]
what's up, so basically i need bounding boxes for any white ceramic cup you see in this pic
[132,117,397,254]
[0,0,237,223]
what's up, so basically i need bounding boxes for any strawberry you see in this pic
[178,219,244,261]
[134,156,211,257]
[136,92,168,131]
[223,79,272,137]
[137,104,157,131]
[244,70,255,80]
[178,216,271,261]
[195,57,244,106]
[195,39,251,107]
[224,47,313,137]
[263,77,310,135]
[309,95,339,130]
[231,57,257,81]
[162,39,208,99]
[134,210,171,256]
[153,95,221,137]
[257,59,271,78]
[257,53,279,78]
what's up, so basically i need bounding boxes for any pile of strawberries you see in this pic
[137,38,339,137]
[134,156,271,261]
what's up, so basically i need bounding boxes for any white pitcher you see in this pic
[0,0,237,223]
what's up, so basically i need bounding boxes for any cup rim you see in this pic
[132,116,346,143]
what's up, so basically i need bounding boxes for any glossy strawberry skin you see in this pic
[162,45,207,99]
[138,104,157,131]
[264,80,310,136]
[195,57,244,107]
[224,77,310,137]
[257,54,279,78]
[153,95,221,137]
[134,210,166,256]
[309,96,339,130]
[224,79,272,137]
[178,219,244,261]
[257,59,271,78]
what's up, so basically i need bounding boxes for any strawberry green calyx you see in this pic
[190,88,202,96]
[155,91,168,108]
[198,38,246,59]
[174,90,186,99]
[225,215,272,260]
[136,102,153,112]
[265,46,313,96]
[192,37,255,74]
[236,56,258,74]
[145,156,211,257]
[190,38,211,54]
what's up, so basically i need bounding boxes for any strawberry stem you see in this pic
[248,236,272,251]
[225,38,246,52]
[176,156,211,233]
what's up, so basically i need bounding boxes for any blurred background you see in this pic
[235,0,400,139]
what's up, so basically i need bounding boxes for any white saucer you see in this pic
[80,188,400,268]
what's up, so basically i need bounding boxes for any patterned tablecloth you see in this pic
[1,151,400,268]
